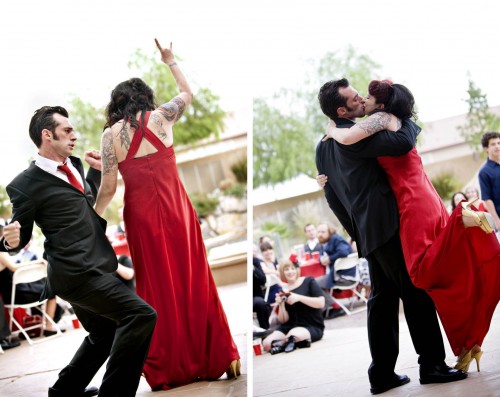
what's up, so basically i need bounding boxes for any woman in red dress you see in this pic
[322,80,500,373]
[94,39,240,390]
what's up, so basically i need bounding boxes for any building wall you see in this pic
[176,132,247,195]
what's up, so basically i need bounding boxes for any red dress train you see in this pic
[378,148,500,356]
[118,112,239,390]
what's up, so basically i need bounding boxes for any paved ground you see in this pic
[4,285,500,397]
[253,301,500,397]
[0,282,248,397]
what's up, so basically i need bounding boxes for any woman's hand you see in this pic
[322,119,337,142]
[316,173,328,188]
[155,38,175,65]
[285,293,300,305]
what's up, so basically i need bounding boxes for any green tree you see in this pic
[0,186,11,218]
[253,97,314,186]
[253,46,381,187]
[457,78,500,151]
[70,49,226,159]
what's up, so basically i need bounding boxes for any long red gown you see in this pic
[378,148,500,356]
[118,112,240,390]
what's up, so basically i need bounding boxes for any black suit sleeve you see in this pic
[341,119,420,158]
[0,185,35,253]
[85,167,102,200]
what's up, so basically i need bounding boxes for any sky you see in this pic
[1,0,499,186]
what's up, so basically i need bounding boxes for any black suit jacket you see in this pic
[0,156,117,298]
[315,118,420,257]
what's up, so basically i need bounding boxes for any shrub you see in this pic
[231,159,247,184]
[189,192,220,218]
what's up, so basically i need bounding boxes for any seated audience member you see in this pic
[253,245,272,333]
[315,223,355,289]
[303,224,321,255]
[13,237,39,263]
[0,296,21,350]
[259,241,283,304]
[116,254,135,291]
[262,260,325,354]
[450,191,467,212]
[0,254,64,336]
[465,186,487,211]
[0,226,63,336]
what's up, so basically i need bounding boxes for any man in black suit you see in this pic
[316,79,466,394]
[1,106,157,397]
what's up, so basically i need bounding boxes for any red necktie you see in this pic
[58,163,84,193]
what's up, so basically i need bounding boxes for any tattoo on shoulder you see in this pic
[102,130,118,175]
[151,113,163,127]
[357,113,392,135]
[159,96,186,122]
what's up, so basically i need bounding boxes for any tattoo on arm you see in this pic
[101,130,118,175]
[159,96,187,123]
[356,113,392,135]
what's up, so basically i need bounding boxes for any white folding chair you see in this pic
[326,253,368,317]
[5,263,63,344]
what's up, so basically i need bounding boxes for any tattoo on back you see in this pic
[357,113,392,135]
[119,123,130,151]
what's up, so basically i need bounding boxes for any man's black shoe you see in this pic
[0,338,21,350]
[419,363,467,384]
[48,386,99,397]
[370,373,410,394]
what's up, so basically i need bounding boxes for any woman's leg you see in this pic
[286,327,312,342]
[262,330,286,351]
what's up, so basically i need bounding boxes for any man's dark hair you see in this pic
[481,132,500,149]
[29,106,69,148]
[105,77,157,130]
[318,78,349,121]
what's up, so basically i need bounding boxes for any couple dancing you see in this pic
[316,78,500,394]
[1,39,239,396]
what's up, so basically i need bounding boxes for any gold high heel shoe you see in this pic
[454,347,483,373]
[226,359,241,379]
[454,350,472,372]
[461,200,494,234]
[471,349,483,372]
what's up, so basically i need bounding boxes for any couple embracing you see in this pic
[316,78,500,394]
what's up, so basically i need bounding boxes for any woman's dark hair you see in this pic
[368,80,416,120]
[450,191,467,211]
[105,78,157,129]
[29,105,69,148]
[259,241,273,253]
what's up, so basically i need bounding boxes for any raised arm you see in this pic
[94,128,118,216]
[154,39,193,123]
[324,112,396,145]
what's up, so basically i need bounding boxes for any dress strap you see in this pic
[125,111,167,160]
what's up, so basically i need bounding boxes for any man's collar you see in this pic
[335,118,356,126]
